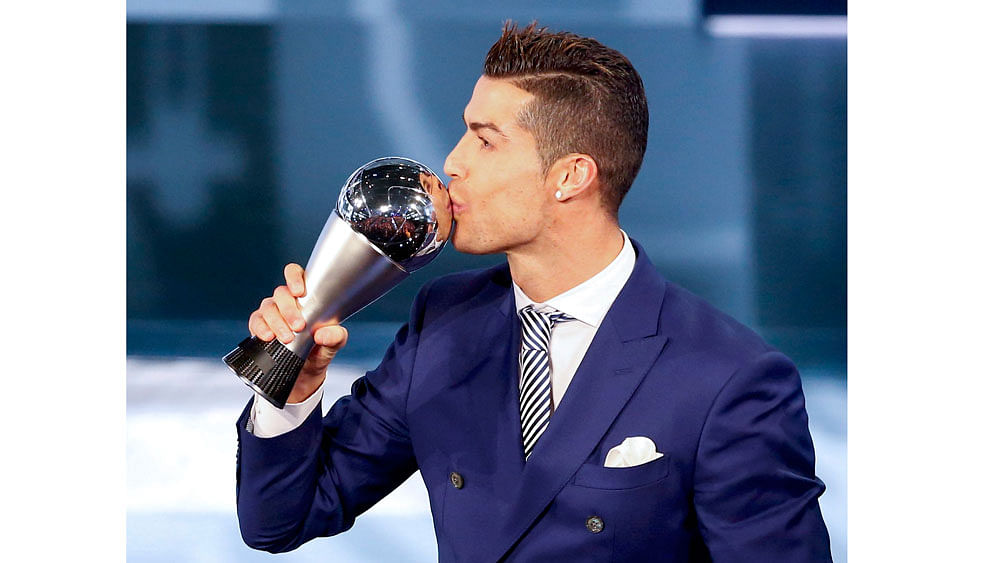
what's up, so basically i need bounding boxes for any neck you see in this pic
[507,212,624,303]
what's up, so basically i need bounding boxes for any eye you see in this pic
[478,136,492,149]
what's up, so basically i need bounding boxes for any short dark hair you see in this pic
[483,21,648,213]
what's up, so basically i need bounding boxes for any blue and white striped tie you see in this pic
[518,306,573,459]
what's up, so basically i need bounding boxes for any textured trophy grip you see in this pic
[223,336,306,409]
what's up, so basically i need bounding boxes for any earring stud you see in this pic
[555,190,563,200]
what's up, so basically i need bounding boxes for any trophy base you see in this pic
[223,336,306,409]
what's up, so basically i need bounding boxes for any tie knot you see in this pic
[519,306,573,327]
[518,306,573,351]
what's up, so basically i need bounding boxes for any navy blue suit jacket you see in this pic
[236,240,832,561]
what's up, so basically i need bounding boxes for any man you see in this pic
[236,22,832,561]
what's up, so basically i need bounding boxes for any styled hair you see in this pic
[483,21,648,213]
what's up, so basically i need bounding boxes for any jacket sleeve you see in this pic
[693,351,833,562]
[234,282,431,553]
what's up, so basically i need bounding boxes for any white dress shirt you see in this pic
[511,231,635,410]
[249,231,636,438]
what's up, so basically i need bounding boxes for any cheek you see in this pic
[489,188,546,239]
[463,158,544,231]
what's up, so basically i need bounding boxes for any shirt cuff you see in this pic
[249,386,323,438]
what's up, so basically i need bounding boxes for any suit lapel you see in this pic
[487,241,670,561]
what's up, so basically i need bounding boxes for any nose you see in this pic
[443,139,464,180]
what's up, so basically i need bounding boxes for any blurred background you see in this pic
[126,0,846,561]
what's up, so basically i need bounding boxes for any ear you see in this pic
[549,153,600,201]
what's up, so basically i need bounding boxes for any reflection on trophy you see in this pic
[223,157,453,408]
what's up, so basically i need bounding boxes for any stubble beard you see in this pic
[451,218,514,256]
[451,227,499,255]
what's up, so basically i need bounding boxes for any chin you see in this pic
[451,229,504,256]
[451,238,494,256]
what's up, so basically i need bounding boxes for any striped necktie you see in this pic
[518,306,573,459]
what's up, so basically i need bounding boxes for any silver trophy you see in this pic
[223,156,453,408]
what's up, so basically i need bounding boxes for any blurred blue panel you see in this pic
[127,14,845,364]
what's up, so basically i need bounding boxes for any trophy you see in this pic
[223,157,453,408]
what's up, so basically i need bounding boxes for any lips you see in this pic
[448,194,466,214]
[447,181,467,215]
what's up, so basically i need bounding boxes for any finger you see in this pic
[260,297,295,344]
[248,310,275,341]
[284,263,306,297]
[306,342,338,372]
[304,328,346,373]
[273,285,305,332]
[313,325,348,349]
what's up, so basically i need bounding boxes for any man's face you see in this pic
[444,76,549,255]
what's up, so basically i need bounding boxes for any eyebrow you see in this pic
[462,115,509,139]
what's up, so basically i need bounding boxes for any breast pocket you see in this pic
[571,454,671,490]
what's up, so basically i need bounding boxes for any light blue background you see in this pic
[126,1,846,560]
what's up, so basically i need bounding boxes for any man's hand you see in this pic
[248,263,349,403]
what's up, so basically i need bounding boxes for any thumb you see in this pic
[314,325,348,349]
[303,325,347,370]
[306,343,338,371]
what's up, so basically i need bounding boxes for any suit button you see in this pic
[586,516,604,533]
[450,471,464,489]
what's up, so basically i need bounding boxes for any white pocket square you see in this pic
[604,436,664,468]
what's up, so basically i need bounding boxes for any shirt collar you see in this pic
[512,230,637,328]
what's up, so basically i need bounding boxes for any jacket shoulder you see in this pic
[659,280,780,369]
[415,262,511,319]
